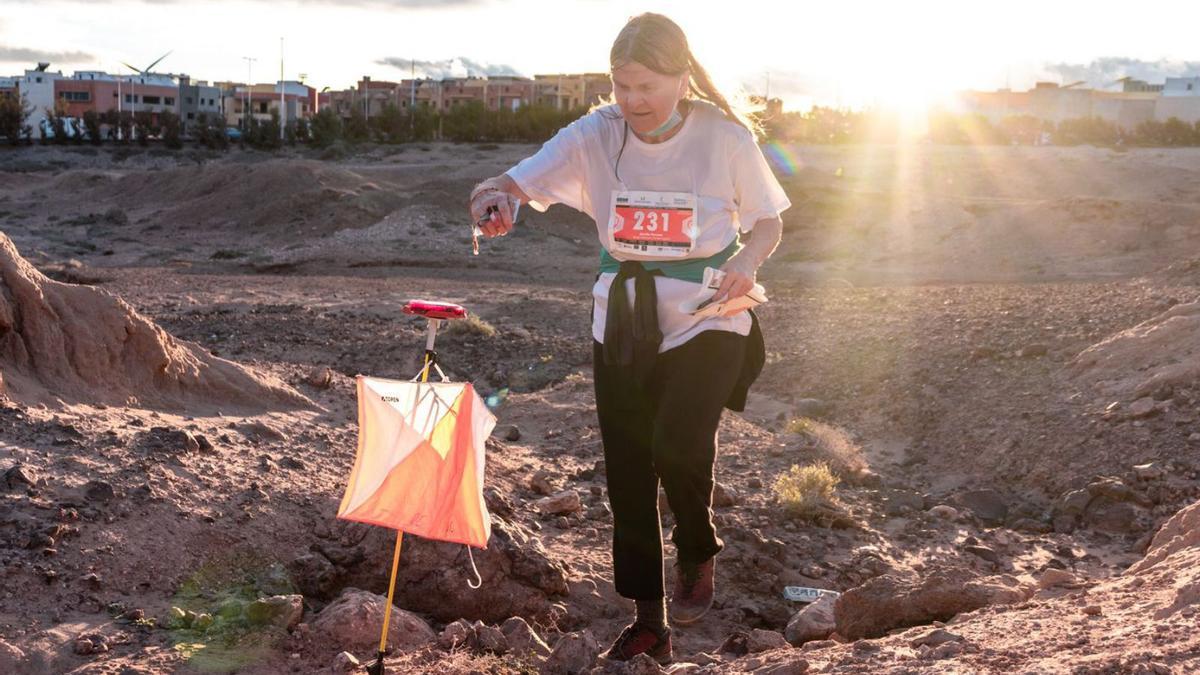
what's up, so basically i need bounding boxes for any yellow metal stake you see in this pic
[368,327,437,675]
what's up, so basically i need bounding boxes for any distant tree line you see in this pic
[927,112,1200,147]
[304,101,591,148]
[6,96,1200,150]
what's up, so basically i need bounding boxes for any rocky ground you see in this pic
[0,141,1199,674]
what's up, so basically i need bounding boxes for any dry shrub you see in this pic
[773,462,841,521]
[786,417,868,478]
[384,648,537,674]
[443,313,497,338]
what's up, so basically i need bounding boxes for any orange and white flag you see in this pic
[337,375,495,548]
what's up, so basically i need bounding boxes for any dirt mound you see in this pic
[1068,299,1200,402]
[55,159,406,238]
[0,232,309,411]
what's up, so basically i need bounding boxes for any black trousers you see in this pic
[593,330,747,601]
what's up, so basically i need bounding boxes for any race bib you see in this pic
[608,190,697,258]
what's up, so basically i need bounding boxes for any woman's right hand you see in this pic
[470,187,516,238]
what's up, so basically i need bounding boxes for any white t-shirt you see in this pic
[506,101,791,352]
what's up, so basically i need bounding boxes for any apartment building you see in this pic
[219,81,315,129]
[957,76,1200,129]
[178,75,222,132]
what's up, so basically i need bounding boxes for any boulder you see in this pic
[784,595,837,646]
[310,588,435,652]
[835,570,1027,640]
[330,516,569,623]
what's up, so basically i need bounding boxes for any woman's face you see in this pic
[611,60,688,136]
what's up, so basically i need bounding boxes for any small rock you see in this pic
[195,434,215,453]
[793,399,829,418]
[624,653,666,674]
[963,545,1000,565]
[533,490,582,516]
[304,366,334,389]
[498,424,521,442]
[756,659,809,675]
[909,628,963,648]
[928,505,958,520]
[748,477,764,489]
[926,641,964,660]
[713,482,738,508]
[438,619,473,650]
[4,464,37,489]
[785,594,836,646]
[1133,463,1166,482]
[472,622,509,654]
[955,489,1008,525]
[1037,568,1078,589]
[882,490,925,516]
[193,613,213,630]
[747,628,789,653]
[1128,397,1158,419]
[84,480,116,503]
[1082,605,1103,616]
[246,594,304,630]
[1017,344,1047,358]
[544,630,600,674]
[500,616,551,658]
[332,651,360,672]
[529,470,555,496]
[73,638,94,655]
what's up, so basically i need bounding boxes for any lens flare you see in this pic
[764,142,803,177]
[485,387,509,409]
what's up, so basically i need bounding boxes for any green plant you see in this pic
[160,111,183,149]
[82,110,102,145]
[444,313,497,338]
[772,462,840,520]
[309,108,342,148]
[0,95,31,144]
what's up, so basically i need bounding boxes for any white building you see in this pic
[1156,76,1200,123]
[20,63,63,139]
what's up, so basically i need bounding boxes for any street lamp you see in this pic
[242,56,256,131]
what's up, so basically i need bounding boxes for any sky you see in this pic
[4,0,1200,111]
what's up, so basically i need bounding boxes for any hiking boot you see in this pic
[602,623,672,664]
[670,557,715,625]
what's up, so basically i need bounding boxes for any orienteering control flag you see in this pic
[337,375,496,548]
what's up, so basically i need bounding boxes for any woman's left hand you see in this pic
[711,265,755,312]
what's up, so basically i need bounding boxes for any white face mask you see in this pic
[644,107,683,138]
[644,75,688,138]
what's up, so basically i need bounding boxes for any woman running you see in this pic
[468,12,790,663]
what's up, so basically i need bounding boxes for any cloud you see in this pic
[12,0,483,6]
[0,45,95,64]
[1038,57,1200,88]
[376,56,524,79]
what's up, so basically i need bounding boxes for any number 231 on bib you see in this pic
[608,190,697,258]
